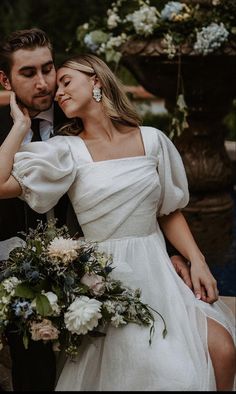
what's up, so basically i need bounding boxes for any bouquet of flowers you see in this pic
[0,221,166,358]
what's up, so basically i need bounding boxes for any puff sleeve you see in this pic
[156,129,189,216]
[12,136,77,213]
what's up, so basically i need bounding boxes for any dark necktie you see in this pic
[31,118,42,141]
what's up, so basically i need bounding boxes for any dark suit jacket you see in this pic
[0,102,81,240]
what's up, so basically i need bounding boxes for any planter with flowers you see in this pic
[75,0,236,264]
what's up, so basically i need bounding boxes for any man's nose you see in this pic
[35,73,47,89]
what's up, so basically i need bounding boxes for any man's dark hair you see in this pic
[0,28,53,76]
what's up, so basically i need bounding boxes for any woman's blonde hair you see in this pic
[57,54,141,135]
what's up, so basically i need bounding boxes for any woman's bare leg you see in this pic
[208,318,236,391]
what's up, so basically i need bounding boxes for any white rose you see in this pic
[81,273,105,296]
[64,296,102,335]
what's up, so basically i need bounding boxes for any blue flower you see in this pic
[12,300,34,319]
[160,2,185,21]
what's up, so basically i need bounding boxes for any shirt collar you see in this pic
[34,105,54,124]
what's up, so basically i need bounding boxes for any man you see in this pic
[0,27,196,391]
[0,28,81,391]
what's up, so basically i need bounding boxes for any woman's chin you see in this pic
[61,108,78,118]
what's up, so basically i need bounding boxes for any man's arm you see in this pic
[160,210,218,304]
[164,235,193,288]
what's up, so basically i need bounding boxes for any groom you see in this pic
[0,28,81,391]
[0,27,194,391]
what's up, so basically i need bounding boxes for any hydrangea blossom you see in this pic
[194,22,229,55]
[84,31,110,54]
[126,5,158,37]
[107,9,121,29]
[160,1,190,22]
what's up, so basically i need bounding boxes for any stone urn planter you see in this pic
[121,37,236,265]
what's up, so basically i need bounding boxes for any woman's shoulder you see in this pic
[140,125,168,148]
[140,125,165,137]
[140,125,174,146]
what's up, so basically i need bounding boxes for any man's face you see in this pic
[3,46,56,116]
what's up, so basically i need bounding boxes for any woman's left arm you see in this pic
[159,209,219,303]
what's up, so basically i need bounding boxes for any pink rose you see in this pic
[30,319,59,341]
[81,273,105,296]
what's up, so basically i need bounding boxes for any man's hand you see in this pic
[171,255,219,304]
[170,255,193,290]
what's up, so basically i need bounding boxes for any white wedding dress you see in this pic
[12,126,235,391]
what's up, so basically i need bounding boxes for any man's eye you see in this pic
[43,66,54,74]
[22,72,35,78]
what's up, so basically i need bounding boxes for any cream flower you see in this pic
[64,296,102,335]
[81,273,105,296]
[2,276,21,294]
[30,319,59,341]
[47,236,79,263]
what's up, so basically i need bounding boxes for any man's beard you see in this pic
[16,93,54,113]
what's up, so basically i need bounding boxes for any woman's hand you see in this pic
[10,92,31,133]
[190,260,219,303]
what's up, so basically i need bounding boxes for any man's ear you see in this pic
[0,70,12,91]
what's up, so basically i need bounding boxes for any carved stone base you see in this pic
[183,192,234,266]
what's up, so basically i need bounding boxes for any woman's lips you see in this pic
[60,98,71,107]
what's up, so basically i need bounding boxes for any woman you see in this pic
[0,54,235,391]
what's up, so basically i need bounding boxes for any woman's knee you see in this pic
[207,318,236,367]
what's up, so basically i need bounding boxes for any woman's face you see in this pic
[55,66,97,118]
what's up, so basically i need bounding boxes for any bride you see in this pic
[0,54,235,391]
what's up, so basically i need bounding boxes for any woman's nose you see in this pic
[55,88,64,102]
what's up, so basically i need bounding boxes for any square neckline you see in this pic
[77,126,147,163]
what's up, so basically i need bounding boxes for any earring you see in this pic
[92,86,102,102]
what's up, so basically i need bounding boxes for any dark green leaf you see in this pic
[35,294,52,316]
[14,283,35,299]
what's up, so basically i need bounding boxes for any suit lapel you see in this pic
[0,105,13,144]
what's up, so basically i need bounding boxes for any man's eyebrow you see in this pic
[19,60,54,72]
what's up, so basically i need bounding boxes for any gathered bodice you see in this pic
[68,155,160,240]
[12,126,189,241]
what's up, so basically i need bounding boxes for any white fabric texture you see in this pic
[12,126,235,391]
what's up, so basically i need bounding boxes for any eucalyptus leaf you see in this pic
[23,333,29,349]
